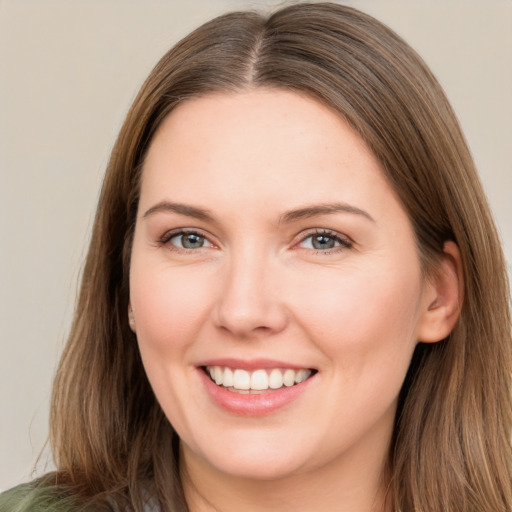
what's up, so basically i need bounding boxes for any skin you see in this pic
[129,90,460,512]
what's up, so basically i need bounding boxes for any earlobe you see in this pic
[417,241,463,343]
[128,303,136,332]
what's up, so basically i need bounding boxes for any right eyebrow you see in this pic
[142,201,215,222]
[279,201,375,224]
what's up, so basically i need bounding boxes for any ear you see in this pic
[416,241,463,343]
[128,303,136,332]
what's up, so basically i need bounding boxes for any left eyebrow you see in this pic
[142,201,215,222]
[279,202,375,224]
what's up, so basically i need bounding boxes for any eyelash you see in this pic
[158,228,353,254]
[159,229,213,252]
[296,229,353,253]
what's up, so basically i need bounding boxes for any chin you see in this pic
[209,455,306,481]
[182,432,314,481]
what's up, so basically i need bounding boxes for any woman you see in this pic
[2,2,510,511]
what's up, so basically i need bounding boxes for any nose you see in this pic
[212,249,289,339]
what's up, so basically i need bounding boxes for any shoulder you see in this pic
[0,479,159,512]
[0,480,79,512]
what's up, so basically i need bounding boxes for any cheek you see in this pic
[293,262,423,370]
[130,263,217,352]
[129,261,217,431]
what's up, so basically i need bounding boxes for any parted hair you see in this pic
[39,3,512,511]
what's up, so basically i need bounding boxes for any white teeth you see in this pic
[233,369,251,390]
[214,366,223,385]
[206,366,313,391]
[250,369,269,390]
[294,369,310,384]
[223,367,234,387]
[269,368,283,389]
[283,369,295,387]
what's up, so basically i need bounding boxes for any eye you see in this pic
[298,230,352,251]
[165,231,214,250]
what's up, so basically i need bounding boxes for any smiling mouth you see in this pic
[203,366,316,394]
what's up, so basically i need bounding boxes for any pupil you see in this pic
[313,235,335,250]
[183,234,203,248]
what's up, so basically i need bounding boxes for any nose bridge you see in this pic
[214,242,287,337]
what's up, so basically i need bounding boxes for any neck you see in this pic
[180,441,392,512]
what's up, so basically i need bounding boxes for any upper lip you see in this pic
[197,357,315,371]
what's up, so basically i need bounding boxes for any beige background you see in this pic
[1,0,511,490]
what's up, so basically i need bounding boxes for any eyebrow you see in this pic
[142,200,375,224]
[279,202,375,224]
[142,201,215,222]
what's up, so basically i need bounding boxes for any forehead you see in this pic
[139,89,403,224]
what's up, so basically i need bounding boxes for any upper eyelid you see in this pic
[161,227,210,240]
[160,228,216,248]
[295,228,353,245]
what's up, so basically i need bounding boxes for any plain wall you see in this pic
[1,0,511,490]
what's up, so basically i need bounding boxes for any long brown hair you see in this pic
[46,3,511,511]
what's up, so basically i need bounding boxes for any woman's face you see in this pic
[130,90,435,482]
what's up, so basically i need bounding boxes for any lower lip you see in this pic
[198,369,315,416]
